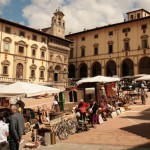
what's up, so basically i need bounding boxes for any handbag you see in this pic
[89,103,95,113]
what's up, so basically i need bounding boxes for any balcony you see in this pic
[0,76,68,87]
[0,77,29,84]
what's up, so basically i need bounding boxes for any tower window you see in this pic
[130,15,134,20]
[58,18,61,25]
[137,13,140,19]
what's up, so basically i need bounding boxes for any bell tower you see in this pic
[51,7,65,38]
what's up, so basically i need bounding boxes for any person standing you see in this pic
[0,112,9,150]
[9,105,24,150]
[89,99,98,127]
[141,87,147,104]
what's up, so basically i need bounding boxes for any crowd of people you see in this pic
[0,97,25,150]
[75,98,116,129]
[75,80,149,130]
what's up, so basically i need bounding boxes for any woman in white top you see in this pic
[0,112,9,150]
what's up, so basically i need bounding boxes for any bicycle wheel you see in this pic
[68,120,77,135]
[57,125,69,140]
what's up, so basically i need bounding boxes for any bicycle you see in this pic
[56,117,77,140]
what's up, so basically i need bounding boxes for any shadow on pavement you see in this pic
[127,142,150,149]
[121,108,150,120]
[120,123,150,141]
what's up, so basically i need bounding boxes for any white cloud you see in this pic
[22,0,150,35]
[0,0,10,15]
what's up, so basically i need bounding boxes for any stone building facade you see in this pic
[66,9,150,79]
[0,9,71,87]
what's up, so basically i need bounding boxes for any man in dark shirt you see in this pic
[9,105,24,150]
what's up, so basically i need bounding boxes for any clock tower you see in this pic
[51,8,65,38]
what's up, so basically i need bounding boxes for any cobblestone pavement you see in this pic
[20,92,150,150]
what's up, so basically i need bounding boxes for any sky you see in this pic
[1,0,150,35]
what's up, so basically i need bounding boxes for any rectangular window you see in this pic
[108,44,113,54]
[69,91,77,102]
[81,37,85,41]
[122,28,131,33]
[40,71,44,78]
[4,43,9,51]
[108,31,113,36]
[31,70,35,77]
[19,31,25,37]
[70,48,73,58]
[3,66,8,74]
[32,49,36,56]
[94,47,98,55]
[130,15,134,20]
[94,34,98,39]
[18,46,24,53]
[32,35,37,41]
[142,39,147,49]
[5,26,11,34]
[41,51,45,58]
[124,42,130,51]
[81,49,85,57]
[41,37,46,43]
[141,24,147,29]
[137,13,140,19]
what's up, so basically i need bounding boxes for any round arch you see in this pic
[106,60,117,76]
[68,64,75,78]
[55,65,61,71]
[139,57,150,74]
[79,63,88,78]
[121,58,134,76]
[91,61,101,77]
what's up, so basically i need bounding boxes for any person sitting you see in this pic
[98,102,107,121]
[77,99,89,122]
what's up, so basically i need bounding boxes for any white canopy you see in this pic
[135,75,150,81]
[133,74,147,79]
[76,75,120,85]
[0,81,60,97]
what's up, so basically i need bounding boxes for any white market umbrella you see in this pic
[135,75,150,81]
[0,84,7,89]
[76,75,120,85]
[91,75,120,83]
[133,74,147,79]
[76,77,92,85]
[0,81,60,97]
